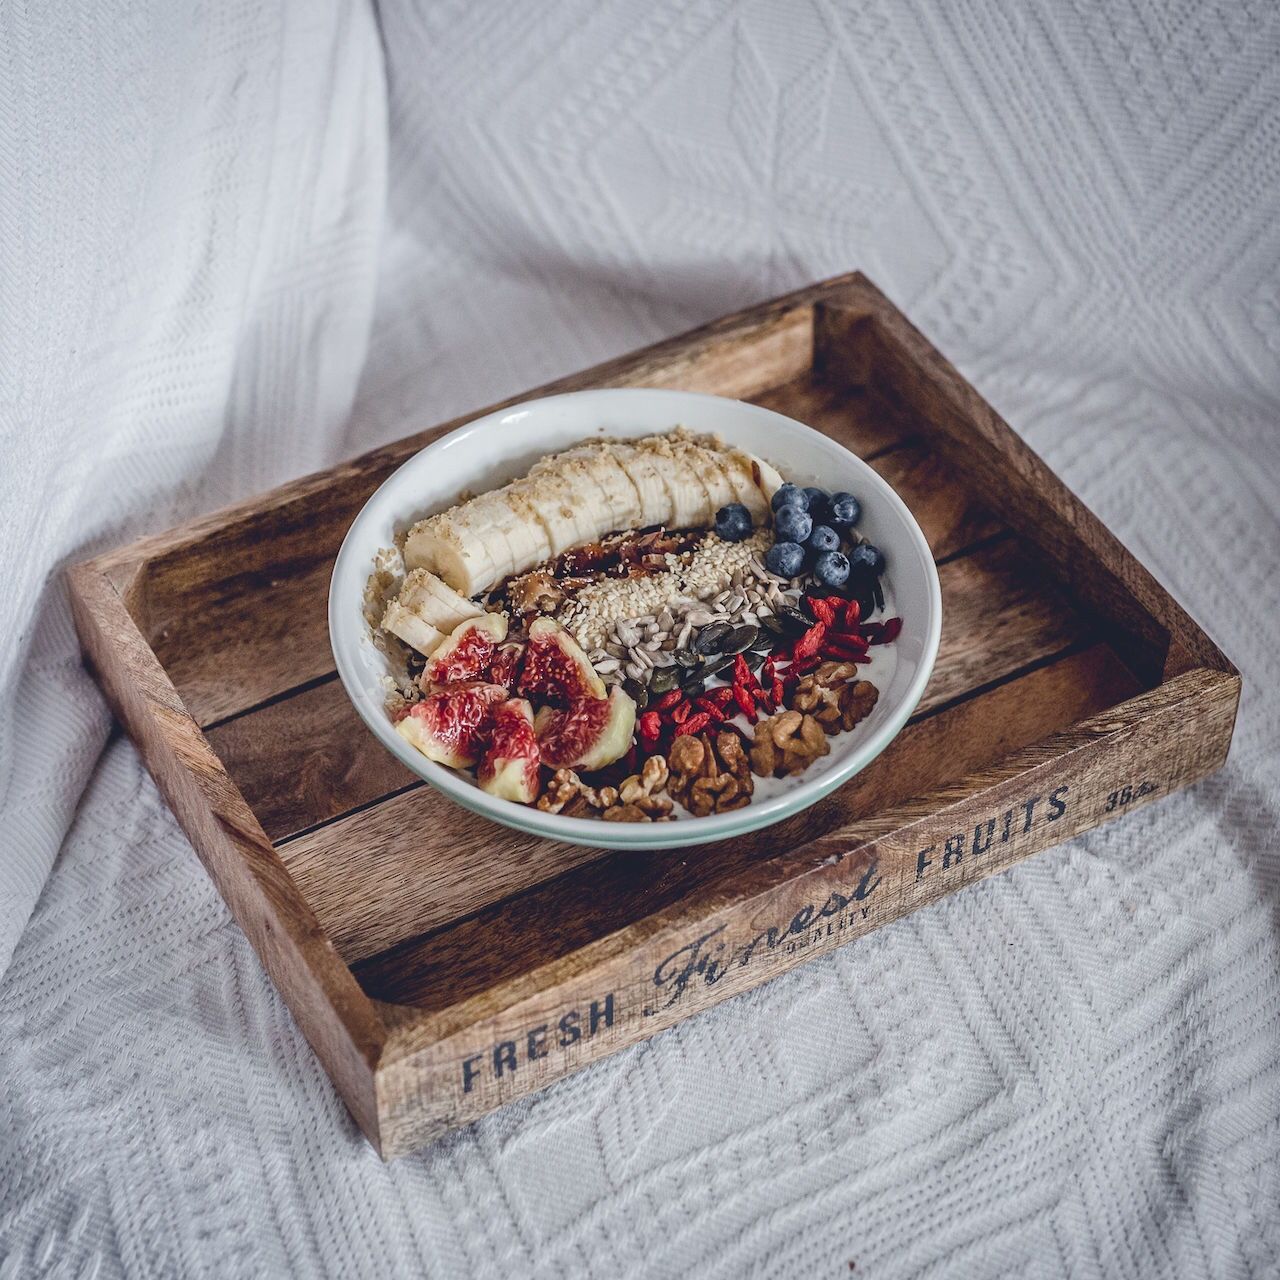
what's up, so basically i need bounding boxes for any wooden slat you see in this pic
[277,539,1093,962]
[353,642,1140,1009]
[815,283,1238,683]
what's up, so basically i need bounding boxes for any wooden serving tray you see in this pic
[68,274,1239,1158]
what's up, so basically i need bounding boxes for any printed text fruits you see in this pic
[477,698,541,803]
[517,617,607,705]
[423,613,508,684]
[535,685,637,770]
[395,682,507,768]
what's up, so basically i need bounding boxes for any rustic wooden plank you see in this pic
[352,642,1139,1006]
[370,666,1238,1156]
[65,564,389,1150]
[814,281,1236,683]
[270,535,1090,965]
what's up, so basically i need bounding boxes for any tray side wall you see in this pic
[66,564,389,1149]
[375,667,1238,1156]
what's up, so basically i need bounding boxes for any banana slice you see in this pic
[572,444,646,533]
[611,442,673,529]
[716,445,773,519]
[511,470,590,558]
[381,598,447,655]
[398,567,483,634]
[403,508,504,597]
[675,438,737,515]
[400,431,783,595]
[634,435,714,528]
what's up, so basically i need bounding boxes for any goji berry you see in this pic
[792,621,827,661]
[793,652,822,674]
[704,685,737,707]
[805,595,836,626]
[653,688,683,712]
[771,675,785,707]
[676,711,712,737]
[733,682,757,721]
[639,710,662,739]
[733,653,752,687]
[843,598,861,629]
[670,699,692,724]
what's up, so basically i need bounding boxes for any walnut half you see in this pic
[749,710,831,778]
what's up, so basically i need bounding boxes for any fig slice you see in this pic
[477,698,541,803]
[423,613,508,685]
[534,685,636,771]
[396,681,507,768]
[517,616,606,706]
[486,642,524,692]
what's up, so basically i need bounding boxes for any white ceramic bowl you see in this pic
[330,388,941,850]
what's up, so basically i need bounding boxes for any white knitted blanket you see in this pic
[2,2,1278,1276]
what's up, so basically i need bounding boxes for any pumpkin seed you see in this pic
[675,649,701,668]
[699,653,735,679]
[623,677,648,708]
[679,677,706,699]
[649,667,679,695]
[723,624,759,654]
[759,613,791,639]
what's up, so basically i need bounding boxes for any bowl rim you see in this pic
[329,387,943,850]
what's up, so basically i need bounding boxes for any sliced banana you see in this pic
[399,567,483,633]
[572,443,646,533]
[675,439,737,514]
[403,509,504,597]
[716,444,773,519]
[611,442,673,529]
[381,599,446,655]
[510,471,587,559]
[399,431,782,596]
[634,435,714,528]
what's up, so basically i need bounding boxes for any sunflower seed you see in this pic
[723,624,759,654]
[699,653,735,679]
[625,661,645,681]
[634,647,655,669]
[594,657,621,674]
[606,641,626,659]
[658,608,674,630]
[651,650,676,667]
[677,622,694,649]
[685,608,714,627]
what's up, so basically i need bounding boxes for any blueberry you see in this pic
[773,503,812,545]
[808,524,839,555]
[848,542,886,575]
[764,541,806,579]
[814,550,850,588]
[714,502,753,542]
[828,492,861,529]
[770,482,808,513]
[804,487,830,522]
